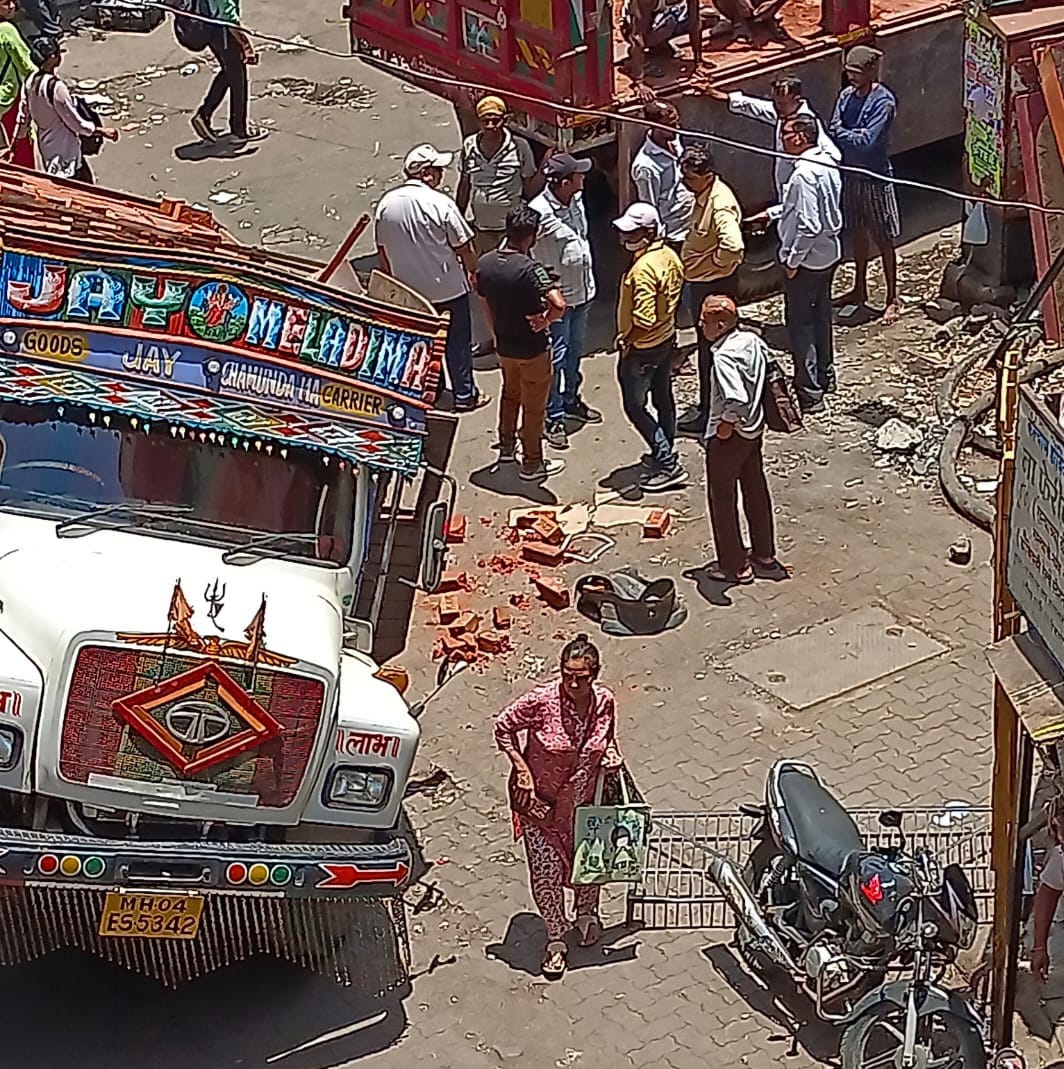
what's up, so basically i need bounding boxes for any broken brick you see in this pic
[530,515,564,545]
[477,630,509,654]
[509,593,533,611]
[532,576,570,610]
[642,508,671,539]
[492,605,512,630]
[521,540,564,566]
[437,570,472,594]
[448,611,482,637]
[445,513,467,544]
[437,631,468,658]
[435,594,461,624]
[516,509,555,530]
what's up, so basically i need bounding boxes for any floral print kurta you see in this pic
[494,679,616,885]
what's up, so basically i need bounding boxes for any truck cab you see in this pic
[0,176,453,992]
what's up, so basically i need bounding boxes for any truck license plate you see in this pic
[98,892,203,940]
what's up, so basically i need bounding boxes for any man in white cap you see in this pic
[374,144,487,412]
[613,202,687,492]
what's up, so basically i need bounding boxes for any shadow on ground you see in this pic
[486,910,639,976]
[0,953,410,1069]
[702,943,839,1065]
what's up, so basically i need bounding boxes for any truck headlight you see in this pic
[0,727,22,770]
[325,765,393,810]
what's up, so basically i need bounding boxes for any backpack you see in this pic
[43,75,105,158]
[762,357,804,434]
[172,0,212,52]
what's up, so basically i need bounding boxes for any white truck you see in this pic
[0,202,454,992]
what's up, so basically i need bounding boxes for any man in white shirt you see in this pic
[375,143,486,411]
[529,153,599,450]
[699,295,785,585]
[630,100,695,249]
[752,115,842,415]
[456,95,542,355]
[708,76,839,195]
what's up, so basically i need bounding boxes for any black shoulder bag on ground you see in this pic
[172,0,212,52]
[762,357,804,434]
[44,75,104,157]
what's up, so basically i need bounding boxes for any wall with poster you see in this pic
[1007,388,1064,672]
[964,15,1006,197]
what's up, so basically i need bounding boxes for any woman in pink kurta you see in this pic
[494,634,622,979]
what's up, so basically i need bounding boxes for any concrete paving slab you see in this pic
[726,606,949,710]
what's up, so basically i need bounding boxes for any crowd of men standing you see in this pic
[372,43,899,582]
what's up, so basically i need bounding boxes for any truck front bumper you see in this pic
[0,827,412,988]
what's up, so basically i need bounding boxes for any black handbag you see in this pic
[575,568,687,636]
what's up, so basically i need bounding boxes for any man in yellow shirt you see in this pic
[614,203,687,493]
[678,145,745,435]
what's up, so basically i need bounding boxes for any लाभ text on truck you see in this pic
[0,165,459,993]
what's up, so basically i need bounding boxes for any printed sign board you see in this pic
[963,15,1006,198]
[0,237,447,473]
[1007,388,1064,672]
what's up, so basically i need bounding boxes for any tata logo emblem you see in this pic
[165,700,230,746]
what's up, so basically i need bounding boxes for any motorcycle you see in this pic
[708,759,986,1069]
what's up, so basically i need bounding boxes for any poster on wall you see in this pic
[1007,388,1064,674]
[963,15,1006,198]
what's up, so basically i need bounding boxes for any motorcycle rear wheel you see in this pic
[839,1004,986,1069]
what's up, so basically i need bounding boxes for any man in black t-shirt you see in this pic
[475,205,567,482]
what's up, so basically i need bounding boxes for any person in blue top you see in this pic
[829,45,901,322]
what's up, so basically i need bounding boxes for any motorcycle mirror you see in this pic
[878,810,903,829]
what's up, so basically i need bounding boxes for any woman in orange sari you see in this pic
[0,1,35,167]
[494,634,623,979]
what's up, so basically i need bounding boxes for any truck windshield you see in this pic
[0,403,355,565]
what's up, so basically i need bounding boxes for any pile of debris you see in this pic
[425,501,678,666]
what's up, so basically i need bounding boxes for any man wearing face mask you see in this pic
[613,203,687,493]
[375,143,487,412]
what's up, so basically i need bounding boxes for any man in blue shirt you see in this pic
[829,45,901,322]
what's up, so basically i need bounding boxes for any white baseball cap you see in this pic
[404,144,453,175]
[613,202,661,233]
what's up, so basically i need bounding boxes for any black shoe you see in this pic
[455,391,491,413]
[640,463,688,492]
[824,378,838,395]
[191,113,218,142]
[566,399,603,424]
[544,420,569,449]
[800,399,826,415]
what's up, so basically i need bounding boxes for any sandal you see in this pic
[542,940,568,979]
[574,914,603,947]
[752,557,790,581]
[707,562,754,585]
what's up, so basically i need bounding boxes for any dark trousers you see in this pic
[784,265,836,408]
[20,0,61,36]
[688,274,739,417]
[617,337,678,469]
[200,28,249,138]
[432,293,476,407]
[706,433,776,576]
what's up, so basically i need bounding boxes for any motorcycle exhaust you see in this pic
[707,855,798,973]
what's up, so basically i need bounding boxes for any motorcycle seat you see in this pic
[777,768,863,878]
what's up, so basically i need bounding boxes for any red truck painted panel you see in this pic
[347,0,613,126]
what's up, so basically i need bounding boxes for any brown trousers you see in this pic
[499,352,552,471]
[706,432,776,575]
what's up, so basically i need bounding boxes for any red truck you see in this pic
[345,0,965,210]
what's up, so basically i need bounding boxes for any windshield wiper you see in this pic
[220,531,320,566]
[55,501,195,539]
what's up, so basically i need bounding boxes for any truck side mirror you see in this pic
[419,501,450,593]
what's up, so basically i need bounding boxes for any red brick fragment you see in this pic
[436,594,461,624]
[448,612,482,637]
[516,509,555,530]
[532,577,570,610]
[477,630,509,654]
[642,508,671,539]
[437,570,473,594]
[521,540,564,566]
[530,515,564,545]
[509,593,533,611]
[446,513,467,544]
[492,605,512,630]
[437,631,468,658]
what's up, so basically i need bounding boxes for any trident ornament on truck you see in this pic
[0,168,457,991]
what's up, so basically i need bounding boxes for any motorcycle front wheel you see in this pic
[839,1004,986,1069]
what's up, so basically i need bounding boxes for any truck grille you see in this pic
[60,646,326,808]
